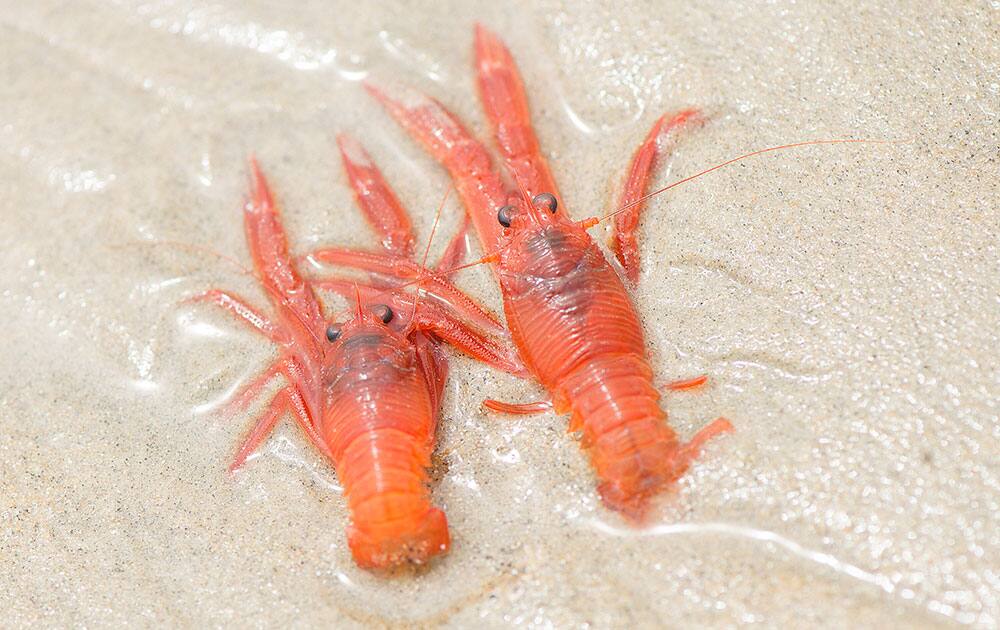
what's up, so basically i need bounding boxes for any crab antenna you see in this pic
[119,239,256,278]
[389,247,503,294]
[417,186,451,274]
[405,185,453,332]
[590,138,898,226]
[353,283,364,319]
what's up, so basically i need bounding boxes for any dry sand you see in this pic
[2,1,998,627]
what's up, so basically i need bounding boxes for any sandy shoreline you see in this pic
[2,1,997,627]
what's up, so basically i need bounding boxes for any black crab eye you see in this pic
[326,325,342,342]
[372,304,394,324]
[497,205,515,228]
[532,192,558,213]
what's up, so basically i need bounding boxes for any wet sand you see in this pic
[1,1,997,627]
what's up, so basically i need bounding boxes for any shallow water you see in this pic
[2,1,998,627]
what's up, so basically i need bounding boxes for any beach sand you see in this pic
[1,1,997,627]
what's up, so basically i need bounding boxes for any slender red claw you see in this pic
[474,22,562,206]
[364,80,511,256]
[336,133,416,258]
[611,109,705,283]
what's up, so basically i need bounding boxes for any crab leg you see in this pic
[663,374,708,391]
[308,247,504,335]
[610,109,704,282]
[480,373,709,418]
[284,384,336,462]
[227,377,333,471]
[412,332,449,419]
[185,289,285,344]
[313,276,386,301]
[482,399,552,415]
[229,387,292,471]
[219,357,289,418]
[412,301,526,377]
[434,212,472,274]
[316,277,523,376]
[473,23,562,206]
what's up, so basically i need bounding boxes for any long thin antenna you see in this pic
[406,186,453,332]
[421,187,451,269]
[353,283,364,319]
[594,138,896,225]
[117,239,256,278]
[375,138,900,287]
[389,251,501,293]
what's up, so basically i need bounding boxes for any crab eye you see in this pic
[497,205,515,228]
[532,192,558,213]
[326,325,342,342]
[373,304,393,324]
